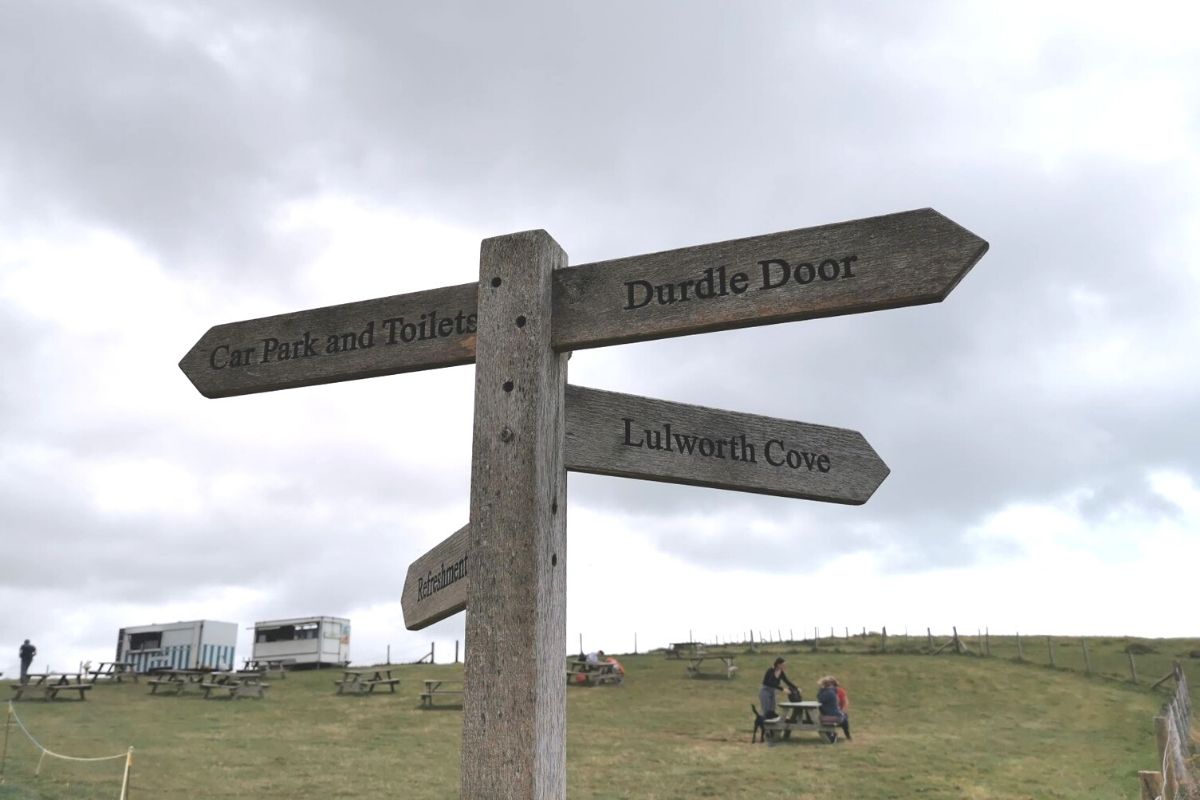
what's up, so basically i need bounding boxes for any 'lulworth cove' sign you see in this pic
[181,208,986,799]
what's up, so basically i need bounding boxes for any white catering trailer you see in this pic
[116,620,238,673]
[252,616,350,668]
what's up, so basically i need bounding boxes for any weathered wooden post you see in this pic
[1128,651,1139,684]
[984,627,991,657]
[881,626,887,652]
[926,628,933,651]
[462,231,568,800]
[1047,637,1056,668]
[1016,632,1024,661]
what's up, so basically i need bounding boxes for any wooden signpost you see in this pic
[181,208,987,799]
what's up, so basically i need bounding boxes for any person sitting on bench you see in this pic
[817,675,852,741]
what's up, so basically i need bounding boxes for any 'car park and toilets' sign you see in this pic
[181,208,987,798]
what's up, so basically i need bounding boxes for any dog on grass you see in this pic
[750,705,768,743]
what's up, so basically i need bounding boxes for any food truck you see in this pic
[116,620,238,673]
[252,616,350,668]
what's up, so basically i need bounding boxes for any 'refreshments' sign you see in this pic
[180,209,987,399]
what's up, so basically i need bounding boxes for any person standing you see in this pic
[19,639,37,684]
[759,657,799,720]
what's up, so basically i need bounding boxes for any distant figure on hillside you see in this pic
[585,650,606,666]
[759,657,799,720]
[19,639,37,684]
[817,675,851,741]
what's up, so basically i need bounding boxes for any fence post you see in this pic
[1047,637,1056,668]
[1128,651,1139,684]
[1138,770,1163,800]
[1016,633,1023,661]
[985,627,991,657]
[1154,715,1175,799]
[634,633,638,655]
[1082,640,1091,676]
[882,626,888,653]
[927,628,933,651]
[952,627,963,654]
[845,627,849,640]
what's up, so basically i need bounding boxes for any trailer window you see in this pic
[257,623,320,643]
[128,632,161,651]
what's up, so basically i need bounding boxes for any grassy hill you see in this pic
[2,638,1194,799]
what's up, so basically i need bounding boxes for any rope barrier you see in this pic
[7,701,128,762]
[3,701,133,798]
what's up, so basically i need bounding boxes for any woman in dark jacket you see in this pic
[759,657,799,719]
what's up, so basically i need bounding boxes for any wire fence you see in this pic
[1,701,133,799]
[1140,664,1198,800]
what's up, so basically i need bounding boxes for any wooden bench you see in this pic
[10,684,47,701]
[44,684,93,701]
[686,655,737,679]
[335,677,399,695]
[10,683,93,701]
[565,660,623,687]
[201,681,269,699]
[420,680,464,707]
[147,678,186,695]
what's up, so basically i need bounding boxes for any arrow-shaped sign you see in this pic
[401,384,889,629]
[180,208,986,398]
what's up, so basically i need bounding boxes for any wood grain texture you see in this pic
[178,282,478,398]
[552,208,987,351]
[401,523,469,631]
[462,231,568,800]
[180,209,986,399]
[564,385,888,504]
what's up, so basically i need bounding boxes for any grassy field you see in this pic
[1,638,1194,799]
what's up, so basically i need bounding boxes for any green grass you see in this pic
[1,639,1193,799]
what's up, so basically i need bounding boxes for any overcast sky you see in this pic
[2,1,1198,676]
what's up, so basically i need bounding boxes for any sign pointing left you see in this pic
[178,282,478,398]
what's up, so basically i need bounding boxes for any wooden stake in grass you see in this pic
[1082,640,1091,676]
[1128,651,1138,684]
[1047,637,1056,668]
[1016,633,1024,661]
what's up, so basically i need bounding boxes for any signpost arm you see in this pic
[462,230,568,799]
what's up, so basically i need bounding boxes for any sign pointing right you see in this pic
[552,207,987,350]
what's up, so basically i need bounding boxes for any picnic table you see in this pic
[666,642,707,660]
[334,668,400,695]
[764,700,840,743]
[88,661,139,683]
[242,658,294,679]
[10,673,92,701]
[685,654,737,679]
[420,679,464,707]
[200,672,270,700]
[566,659,623,687]
[146,669,213,695]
